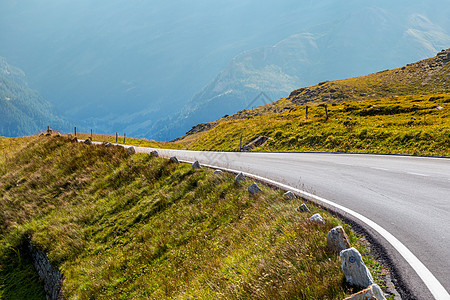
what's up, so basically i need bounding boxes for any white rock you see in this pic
[214,170,223,175]
[127,147,136,155]
[327,226,351,253]
[344,284,386,300]
[235,172,245,183]
[284,191,296,199]
[340,247,374,288]
[248,183,262,195]
[192,161,202,169]
[309,213,325,223]
[296,203,310,213]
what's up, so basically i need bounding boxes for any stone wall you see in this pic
[27,241,64,300]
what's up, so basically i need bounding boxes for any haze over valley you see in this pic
[1,0,449,139]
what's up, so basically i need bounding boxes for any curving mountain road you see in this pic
[129,146,449,299]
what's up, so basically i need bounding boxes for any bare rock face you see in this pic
[344,284,386,300]
[296,203,310,212]
[169,156,179,163]
[248,183,262,195]
[214,169,223,175]
[309,213,325,224]
[235,172,245,183]
[127,147,136,155]
[340,247,374,288]
[84,138,92,145]
[327,226,351,253]
[284,191,296,199]
[150,150,159,157]
[192,161,202,169]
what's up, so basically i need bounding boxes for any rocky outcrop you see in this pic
[284,191,296,199]
[248,183,262,195]
[344,284,386,300]
[242,136,270,151]
[192,161,202,169]
[296,203,310,212]
[309,213,325,224]
[327,226,351,253]
[340,247,374,288]
[235,172,245,183]
[169,156,179,163]
[27,241,64,300]
[127,147,136,155]
[150,150,159,157]
[83,138,92,145]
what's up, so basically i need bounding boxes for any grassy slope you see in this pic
[0,137,389,299]
[177,50,450,155]
[184,93,450,156]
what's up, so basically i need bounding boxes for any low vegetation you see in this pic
[180,93,450,156]
[0,136,390,299]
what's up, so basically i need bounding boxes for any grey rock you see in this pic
[296,203,310,213]
[309,213,325,223]
[214,169,223,175]
[340,247,374,288]
[344,284,386,300]
[284,191,296,199]
[169,156,179,163]
[84,138,92,145]
[235,172,245,183]
[127,147,136,155]
[105,142,113,147]
[327,226,351,253]
[192,161,202,169]
[248,183,262,195]
[150,150,159,157]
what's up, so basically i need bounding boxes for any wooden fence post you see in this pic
[74,126,77,137]
[116,132,118,143]
[239,133,243,152]
[90,129,93,140]
[305,105,309,120]
[124,133,126,144]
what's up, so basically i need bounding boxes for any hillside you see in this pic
[0,136,391,299]
[176,49,450,156]
[149,12,450,140]
[0,57,67,137]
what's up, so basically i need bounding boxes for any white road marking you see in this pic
[407,172,430,177]
[371,167,389,171]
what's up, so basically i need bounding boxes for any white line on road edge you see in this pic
[201,163,450,299]
[129,146,449,299]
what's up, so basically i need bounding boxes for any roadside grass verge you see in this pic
[74,133,186,150]
[0,137,390,299]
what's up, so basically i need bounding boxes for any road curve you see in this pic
[129,146,449,299]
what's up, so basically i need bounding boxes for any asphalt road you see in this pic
[131,147,449,299]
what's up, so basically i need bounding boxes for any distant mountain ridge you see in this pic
[151,10,450,140]
[0,57,66,137]
[179,48,450,140]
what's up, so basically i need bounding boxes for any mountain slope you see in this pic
[154,10,450,140]
[0,57,66,137]
[0,136,388,299]
[176,49,450,156]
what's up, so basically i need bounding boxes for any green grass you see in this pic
[74,132,186,150]
[182,93,450,156]
[0,136,389,299]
